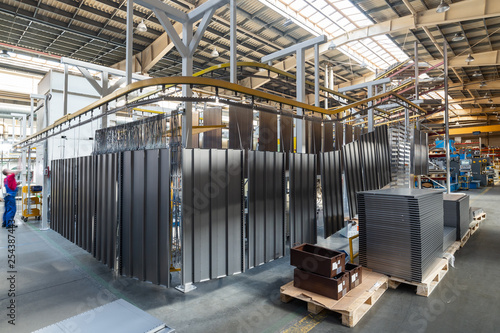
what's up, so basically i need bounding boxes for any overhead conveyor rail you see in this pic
[17,76,428,149]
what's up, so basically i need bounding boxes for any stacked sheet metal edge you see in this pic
[443,193,470,240]
[443,226,456,251]
[358,188,444,282]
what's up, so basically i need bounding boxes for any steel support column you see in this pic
[296,49,305,153]
[182,23,193,148]
[314,44,320,107]
[229,0,237,84]
[444,41,451,194]
[126,0,133,85]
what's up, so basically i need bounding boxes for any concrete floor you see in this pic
[1,185,499,333]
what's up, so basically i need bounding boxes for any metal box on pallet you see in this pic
[290,243,346,277]
[345,263,363,290]
[443,193,470,240]
[293,268,349,300]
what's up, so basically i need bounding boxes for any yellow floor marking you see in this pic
[281,310,328,333]
[470,185,494,204]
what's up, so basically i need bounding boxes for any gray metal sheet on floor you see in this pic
[33,299,174,333]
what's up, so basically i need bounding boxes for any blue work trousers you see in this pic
[3,195,16,227]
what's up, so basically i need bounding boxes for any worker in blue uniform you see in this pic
[2,169,19,228]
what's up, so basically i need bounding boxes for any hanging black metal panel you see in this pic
[360,131,379,191]
[345,125,353,144]
[343,141,364,218]
[421,131,429,175]
[182,149,244,284]
[320,150,344,238]
[95,153,118,269]
[259,111,278,152]
[289,153,317,246]
[306,121,322,154]
[120,149,171,286]
[280,114,293,153]
[324,122,334,152]
[335,122,343,150]
[247,151,286,268]
[229,105,253,150]
[50,160,58,234]
[354,127,362,141]
[203,107,222,149]
[76,156,95,253]
[375,125,391,188]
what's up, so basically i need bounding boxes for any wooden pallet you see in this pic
[280,270,388,328]
[388,258,449,297]
[473,212,486,222]
[460,229,471,247]
[444,241,460,256]
[470,221,480,235]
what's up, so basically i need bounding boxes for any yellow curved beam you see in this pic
[194,61,359,103]
[19,76,338,147]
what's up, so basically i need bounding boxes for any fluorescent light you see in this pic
[436,0,450,13]
[137,19,147,33]
[452,33,465,42]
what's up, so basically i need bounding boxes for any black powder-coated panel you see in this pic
[182,148,243,284]
[132,150,145,280]
[158,149,171,287]
[289,153,317,247]
[343,141,364,218]
[203,107,222,149]
[324,122,334,152]
[345,125,353,144]
[375,125,391,188]
[360,131,379,191]
[421,131,429,175]
[335,122,343,150]
[280,115,293,153]
[210,149,228,279]
[247,151,285,268]
[229,105,253,150]
[320,150,344,238]
[145,149,160,284]
[226,149,243,276]
[121,151,133,277]
[50,160,56,234]
[259,111,278,152]
[354,127,362,141]
[94,155,103,261]
[306,121,322,154]
[181,149,194,284]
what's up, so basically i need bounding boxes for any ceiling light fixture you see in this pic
[472,71,482,77]
[491,105,495,109]
[452,32,465,42]
[137,19,147,32]
[480,81,487,88]
[211,48,219,58]
[484,92,490,98]
[436,0,450,13]
[455,121,460,126]
[283,18,293,27]
[465,54,475,63]
[0,50,10,58]
[328,41,336,51]
[489,98,493,103]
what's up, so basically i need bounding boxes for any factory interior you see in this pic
[0,0,499,332]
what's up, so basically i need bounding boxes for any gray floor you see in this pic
[1,185,499,333]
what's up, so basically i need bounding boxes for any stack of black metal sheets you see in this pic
[443,227,456,251]
[358,188,444,282]
[443,193,470,240]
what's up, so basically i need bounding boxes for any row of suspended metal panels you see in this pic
[342,125,392,218]
[51,149,320,287]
